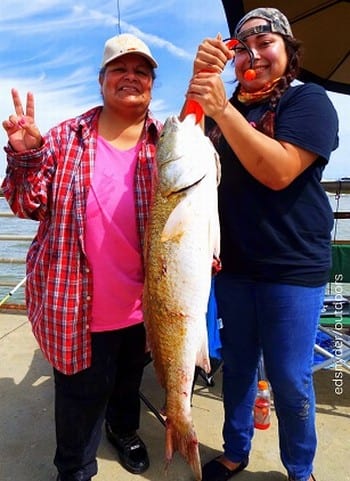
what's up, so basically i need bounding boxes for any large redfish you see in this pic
[143,114,220,480]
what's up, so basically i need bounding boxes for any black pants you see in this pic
[53,323,146,481]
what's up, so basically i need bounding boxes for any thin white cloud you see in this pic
[123,22,193,60]
[0,0,349,180]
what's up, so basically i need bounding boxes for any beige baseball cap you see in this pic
[101,33,158,69]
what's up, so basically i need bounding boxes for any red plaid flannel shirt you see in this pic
[2,106,162,374]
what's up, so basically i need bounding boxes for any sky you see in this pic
[0,0,349,179]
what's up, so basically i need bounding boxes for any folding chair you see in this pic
[313,325,350,372]
[139,352,166,426]
[313,242,350,372]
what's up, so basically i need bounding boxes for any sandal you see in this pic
[202,456,249,481]
[288,474,316,481]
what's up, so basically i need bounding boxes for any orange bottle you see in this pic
[254,380,271,430]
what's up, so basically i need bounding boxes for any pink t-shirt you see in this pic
[85,136,144,332]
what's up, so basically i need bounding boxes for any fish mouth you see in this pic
[164,114,182,126]
[161,114,196,135]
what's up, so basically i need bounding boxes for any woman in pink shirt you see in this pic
[2,33,162,481]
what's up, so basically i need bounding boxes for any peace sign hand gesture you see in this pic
[2,88,43,152]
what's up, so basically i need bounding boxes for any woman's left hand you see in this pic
[193,35,233,75]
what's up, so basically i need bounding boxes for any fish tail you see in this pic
[165,418,202,480]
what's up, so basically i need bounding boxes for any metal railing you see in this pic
[0,205,34,309]
[1,179,350,310]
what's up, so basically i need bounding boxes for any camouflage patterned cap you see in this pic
[234,7,293,41]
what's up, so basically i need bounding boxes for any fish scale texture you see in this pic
[143,115,220,481]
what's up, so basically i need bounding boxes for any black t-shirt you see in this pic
[213,83,339,286]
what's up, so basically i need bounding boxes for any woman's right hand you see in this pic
[2,88,43,152]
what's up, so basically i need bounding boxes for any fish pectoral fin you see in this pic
[196,354,211,374]
[209,216,220,261]
[195,315,212,374]
[161,199,192,242]
[196,344,211,374]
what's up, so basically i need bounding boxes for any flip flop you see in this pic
[202,456,249,481]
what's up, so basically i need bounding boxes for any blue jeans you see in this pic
[215,273,325,481]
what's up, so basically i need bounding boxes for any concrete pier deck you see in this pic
[1,311,349,481]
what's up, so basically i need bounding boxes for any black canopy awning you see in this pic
[221,0,350,95]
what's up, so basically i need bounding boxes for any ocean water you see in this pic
[0,197,37,302]
[1,194,350,304]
